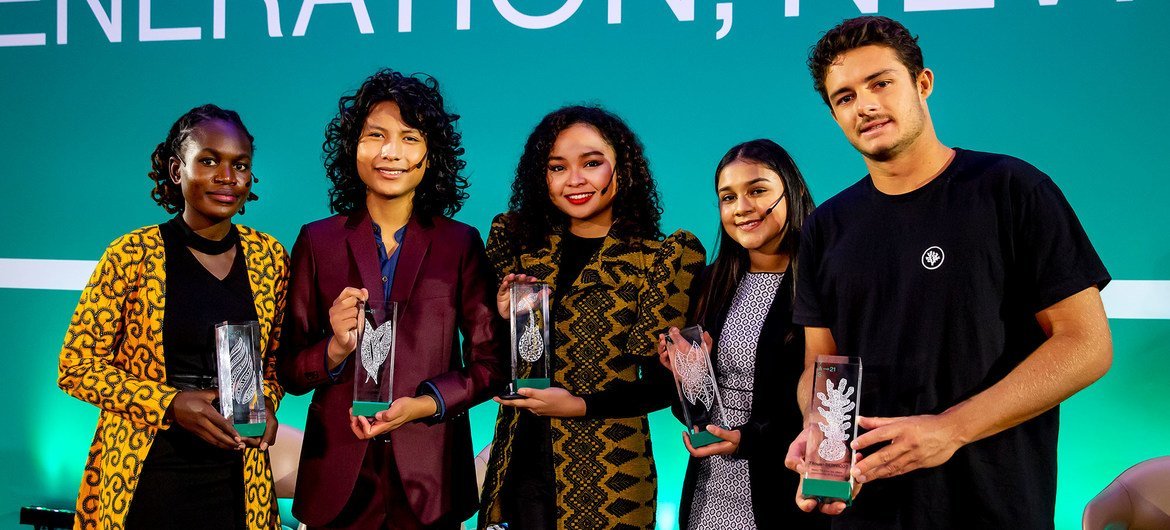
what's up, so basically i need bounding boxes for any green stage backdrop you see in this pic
[2,1,1167,528]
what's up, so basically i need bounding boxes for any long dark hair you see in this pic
[148,104,257,213]
[503,105,664,251]
[693,139,815,326]
[323,68,468,218]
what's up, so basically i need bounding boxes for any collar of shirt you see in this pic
[371,222,407,301]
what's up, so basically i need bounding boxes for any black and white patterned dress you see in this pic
[687,272,784,530]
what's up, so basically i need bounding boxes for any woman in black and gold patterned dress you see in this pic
[57,105,287,530]
[477,105,706,530]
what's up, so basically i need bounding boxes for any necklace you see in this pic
[169,216,239,255]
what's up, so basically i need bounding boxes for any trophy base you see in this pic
[501,378,550,399]
[235,422,266,438]
[802,477,854,503]
[687,429,723,448]
[352,400,392,418]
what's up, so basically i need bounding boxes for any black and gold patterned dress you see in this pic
[479,214,705,530]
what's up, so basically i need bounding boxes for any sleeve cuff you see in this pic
[418,381,446,423]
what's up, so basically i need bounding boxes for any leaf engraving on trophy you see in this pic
[816,377,856,462]
[677,340,714,410]
[518,315,544,363]
[361,317,394,384]
[229,334,257,404]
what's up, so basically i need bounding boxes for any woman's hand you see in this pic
[169,389,243,450]
[241,398,279,451]
[349,395,439,440]
[327,287,368,368]
[494,387,586,417]
[683,425,741,457]
[658,327,714,371]
[496,273,538,319]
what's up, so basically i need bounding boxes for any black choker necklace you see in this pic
[168,216,239,255]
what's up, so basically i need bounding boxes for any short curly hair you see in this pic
[504,105,664,251]
[323,68,468,218]
[149,104,257,213]
[808,16,924,106]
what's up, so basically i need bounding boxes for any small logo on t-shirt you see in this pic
[921,246,945,270]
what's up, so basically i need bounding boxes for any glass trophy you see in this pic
[802,355,863,502]
[352,299,398,418]
[668,325,728,448]
[503,282,550,399]
[215,321,267,438]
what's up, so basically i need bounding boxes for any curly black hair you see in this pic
[323,68,468,217]
[149,104,258,213]
[808,16,924,106]
[504,105,664,251]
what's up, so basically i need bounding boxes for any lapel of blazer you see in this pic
[238,225,273,352]
[520,229,562,293]
[567,231,639,297]
[388,215,433,313]
[345,212,434,313]
[345,212,387,303]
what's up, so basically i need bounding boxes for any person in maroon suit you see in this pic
[278,68,507,530]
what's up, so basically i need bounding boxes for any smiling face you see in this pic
[546,122,618,233]
[717,159,788,254]
[169,118,253,228]
[356,101,428,206]
[823,44,933,162]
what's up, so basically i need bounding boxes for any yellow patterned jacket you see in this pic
[58,224,288,530]
[479,214,705,530]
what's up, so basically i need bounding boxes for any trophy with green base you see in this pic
[668,325,728,448]
[802,355,862,503]
[215,321,267,438]
[352,299,398,418]
[502,282,550,399]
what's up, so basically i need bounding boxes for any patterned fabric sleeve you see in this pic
[57,231,179,428]
[485,213,519,282]
[628,230,707,359]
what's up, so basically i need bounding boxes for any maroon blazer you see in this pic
[278,211,507,526]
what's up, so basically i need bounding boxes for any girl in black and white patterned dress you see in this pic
[659,139,829,529]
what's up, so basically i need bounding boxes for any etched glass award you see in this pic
[802,355,862,502]
[352,299,398,418]
[215,321,267,437]
[668,325,728,448]
[503,282,550,398]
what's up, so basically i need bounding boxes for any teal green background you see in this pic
[3,1,1168,529]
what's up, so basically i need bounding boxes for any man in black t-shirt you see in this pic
[783,16,1113,529]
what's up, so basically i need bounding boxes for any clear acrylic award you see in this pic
[802,355,862,502]
[668,325,728,448]
[215,321,267,437]
[503,282,550,399]
[352,299,398,418]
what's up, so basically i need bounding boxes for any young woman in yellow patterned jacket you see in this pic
[478,105,706,530]
[58,105,288,530]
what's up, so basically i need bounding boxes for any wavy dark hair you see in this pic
[149,104,257,213]
[808,16,924,106]
[504,105,663,251]
[692,139,815,328]
[323,68,468,217]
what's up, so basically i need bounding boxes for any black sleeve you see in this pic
[579,358,675,419]
[793,212,828,327]
[1015,175,1111,313]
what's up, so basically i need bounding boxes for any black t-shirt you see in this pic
[794,149,1109,529]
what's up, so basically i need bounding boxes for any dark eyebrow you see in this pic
[717,177,771,193]
[828,68,896,101]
